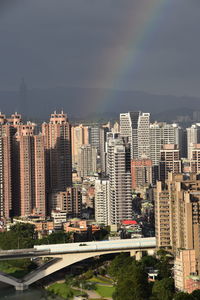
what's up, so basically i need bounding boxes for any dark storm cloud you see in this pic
[0,0,200,96]
[0,0,24,16]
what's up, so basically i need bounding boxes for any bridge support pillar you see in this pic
[15,283,29,291]
[135,251,143,261]
[130,250,142,260]
[147,249,155,256]
[130,250,136,257]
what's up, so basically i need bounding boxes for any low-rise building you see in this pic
[119,220,143,239]
[64,219,100,234]
[51,210,67,229]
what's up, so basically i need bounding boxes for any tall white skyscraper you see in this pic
[150,122,182,165]
[99,126,110,174]
[138,113,150,159]
[187,124,200,159]
[107,135,132,225]
[95,179,109,225]
[120,111,150,159]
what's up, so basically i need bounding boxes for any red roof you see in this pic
[121,220,137,225]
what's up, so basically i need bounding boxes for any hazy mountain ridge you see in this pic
[0,87,199,122]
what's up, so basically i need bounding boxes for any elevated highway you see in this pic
[0,237,156,290]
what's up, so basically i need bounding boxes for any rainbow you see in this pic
[89,0,171,113]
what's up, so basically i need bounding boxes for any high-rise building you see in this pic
[155,173,200,264]
[16,124,35,216]
[71,124,89,168]
[99,126,110,174]
[14,124,46,217]
[42,111,72,193]
[0,113,22,218]
[0,124,11,219]
[112,121,120,134]
[191,144,200,173]
[89,124,100,154]
[120,111,140,159]
[33,134,46,216]
[120,111,150,160]
[187,124,200,159]
[0,111,73,219]
[131,159,153,189]
[159,144,182,181]
[150,122,182,166]
[77,144,97,178]
[120,112,133,139]
[107,135,132,225]
[138,113,150,159]
[95,178,109,225]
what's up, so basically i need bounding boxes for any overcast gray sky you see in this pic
[0,0,200,96]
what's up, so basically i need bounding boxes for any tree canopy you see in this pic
[109,253,150,300]
[151,278,174,300]
[173,292,194,300]
[191,289,200,299]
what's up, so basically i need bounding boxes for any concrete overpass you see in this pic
[0,237,156,291]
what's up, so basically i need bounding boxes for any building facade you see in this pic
[71,124,89,169]
[95,178,109,225]
[159,144,182,181]
[49,187,82,218]
[77,144,97,179]
[42,111,72,193]
[155,173,200,271]
[150,122,182,165]
[131,159,153,189]
[107,135,132,225]
[187,124,200,160]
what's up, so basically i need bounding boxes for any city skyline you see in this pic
[1,1,200,298]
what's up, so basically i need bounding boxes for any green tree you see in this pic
[35,231,71,245]
[0,231,19,249]
[47,231,66,244]
[10,223,35,239]
[156,249,174,279]
[9,223,35,249]
[83,269,93,280]
[173,292,194,300]
[191,289,200,300]
[113,262,150,300]
[108,253,133,281]
[140,255,158,269]
[152,277,174,300]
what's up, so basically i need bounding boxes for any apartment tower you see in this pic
[95,178,109,225]
[131,159,153,189]
[107,135,132,225]
[71,124,89,168]
[159,144,182,181]
[14,124,46,216]
[42,111,72,194]
[77,144,97,178]
[155,173,200,267]
[187,124,200,159]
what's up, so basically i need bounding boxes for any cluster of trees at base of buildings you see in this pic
[0,223,72,249]
[108,251,200,300]
[0,223,109,250]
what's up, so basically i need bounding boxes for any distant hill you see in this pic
[0,87,199,122]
